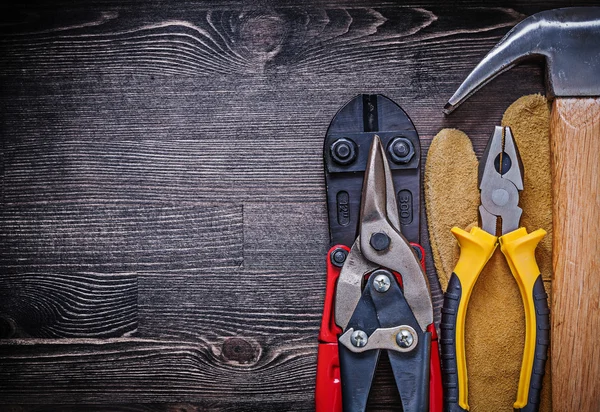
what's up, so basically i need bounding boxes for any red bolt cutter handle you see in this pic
[316,245,346,412]
[316,244,443,412]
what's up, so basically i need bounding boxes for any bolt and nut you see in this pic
[330,247,348,268]
[330,138,357,165]
[395,327,417,350]
[387,137,415,164]
[372,271,392,293]
[370,232,390,251]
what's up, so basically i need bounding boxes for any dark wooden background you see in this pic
[0,1,591,410]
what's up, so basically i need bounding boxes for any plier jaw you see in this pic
[479,126,524,235]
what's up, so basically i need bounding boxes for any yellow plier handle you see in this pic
[500,227,550,412]
[441,226,549,412]
[441,226,497,411]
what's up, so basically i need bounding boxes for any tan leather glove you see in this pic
[425,95,552,411]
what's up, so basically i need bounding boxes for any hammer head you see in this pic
[445,7,600,114]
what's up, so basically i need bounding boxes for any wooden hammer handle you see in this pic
[551,98,600,412]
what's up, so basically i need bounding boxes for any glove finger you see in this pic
[425,128,478,292]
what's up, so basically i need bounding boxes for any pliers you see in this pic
[440,126,550,412]
[316,135,443,412]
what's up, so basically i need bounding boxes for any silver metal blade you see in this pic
[358,136,433,331]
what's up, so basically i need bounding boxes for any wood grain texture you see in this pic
[0,4,544,205]
[550,98,600,412]
[0,338,315,406]
[243,202,329,270]
[0,272,137,338]
[1,403,312,412]
[0,204,243,272]
[136,269,323,341]
[0,0,590,409]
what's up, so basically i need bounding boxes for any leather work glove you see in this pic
[425,95,553,411]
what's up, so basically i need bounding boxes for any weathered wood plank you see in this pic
[136,270,323,341]
[0,338,316,404]
[0,204,243,272]
[243,202,329,270]
[0,6,522,78]
[0,272,137,338]
[0,5,546,206]
[0,403,313,412]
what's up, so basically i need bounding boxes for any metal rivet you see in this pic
[330,248,348,268]
[350,330,368,347]
[396,328,415,349]
[330,138,357,165]
[492,188,510,206]
[373,273,391,293]
[370,232,390,251]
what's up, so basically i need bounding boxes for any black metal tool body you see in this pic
[324,94,421,247]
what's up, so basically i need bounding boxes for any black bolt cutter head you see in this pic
[324,94,421,247]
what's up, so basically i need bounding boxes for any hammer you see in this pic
[444,7,599,412]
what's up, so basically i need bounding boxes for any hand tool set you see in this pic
[314,7,598,412]
[442,7,599,411]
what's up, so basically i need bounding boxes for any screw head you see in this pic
[372,272,391,293]
[330,248,348,268]
[387,137,415,164]
[350,330,368,348]
[330,138,357,165]
[370,232,390,251]
[396,328,414,349]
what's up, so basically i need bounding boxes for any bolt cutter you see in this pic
[440,126,550,412]
[316,134,443,412]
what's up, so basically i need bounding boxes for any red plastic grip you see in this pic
[318,246,346,343]
[315,342,341,412]
[316,245,348,412]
